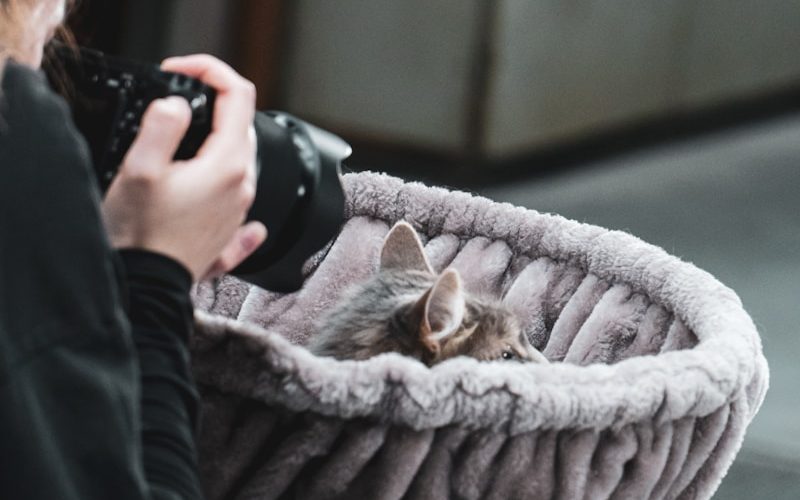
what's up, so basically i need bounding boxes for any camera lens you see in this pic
[231,112,350,292]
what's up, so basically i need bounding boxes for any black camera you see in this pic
[48,45,349,293]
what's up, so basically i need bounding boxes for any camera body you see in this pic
[53,45,216,191]
[51,45,350,292]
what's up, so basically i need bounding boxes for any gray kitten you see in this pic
[308,222,548,366]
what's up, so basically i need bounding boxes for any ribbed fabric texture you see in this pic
[190,172,768,500]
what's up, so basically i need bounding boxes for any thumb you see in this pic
[122,96,192,177]
[202,221,268,280]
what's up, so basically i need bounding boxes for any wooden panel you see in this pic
[232,0,287,109]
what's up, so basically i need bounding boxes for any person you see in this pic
[0,0,267,498]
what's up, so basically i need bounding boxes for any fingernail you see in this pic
[154,96,191,119]
[162,95,186,106]
[246,224,268,252]
[241,231,261,253]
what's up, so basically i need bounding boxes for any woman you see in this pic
[0,0,266,498]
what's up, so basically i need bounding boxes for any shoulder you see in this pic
[2,60,68,117]
[0,60,94,185]
[1,60,80,139]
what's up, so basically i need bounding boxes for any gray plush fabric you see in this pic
[191,172,768,500]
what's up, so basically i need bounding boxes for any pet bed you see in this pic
[191,172,768,500]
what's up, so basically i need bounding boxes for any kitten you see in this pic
[307,222,548,366]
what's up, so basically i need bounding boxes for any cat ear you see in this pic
[418,269,465,354]
[380,221,433,274]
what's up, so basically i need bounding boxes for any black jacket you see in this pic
[0,61,203,499]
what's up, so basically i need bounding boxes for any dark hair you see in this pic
[43,4,79,96]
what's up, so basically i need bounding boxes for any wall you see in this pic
[283,0,485,153]
[119,0,234,62]
[282,0,800,161]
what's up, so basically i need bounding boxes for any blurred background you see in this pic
[69,1,799,497]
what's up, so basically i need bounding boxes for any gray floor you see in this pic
[479,115,800,498]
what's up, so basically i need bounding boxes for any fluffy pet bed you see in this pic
[191,172,768,500]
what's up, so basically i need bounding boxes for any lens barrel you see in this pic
[232,112,350,292]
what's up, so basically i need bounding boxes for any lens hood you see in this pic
[232,111,350,292]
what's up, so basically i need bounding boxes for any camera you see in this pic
[48,45,350,293]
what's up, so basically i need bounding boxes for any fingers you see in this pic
[122,96,192,178]
[202,221,268,280]
[161,55,244,96]
[161,55,257,185]
[161,54,256,139]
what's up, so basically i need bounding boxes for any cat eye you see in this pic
[501,350,516,360]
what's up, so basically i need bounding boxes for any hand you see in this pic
[102,55,267,281]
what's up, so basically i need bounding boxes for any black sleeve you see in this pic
[115,249,203,500]
[0,61,203,500]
